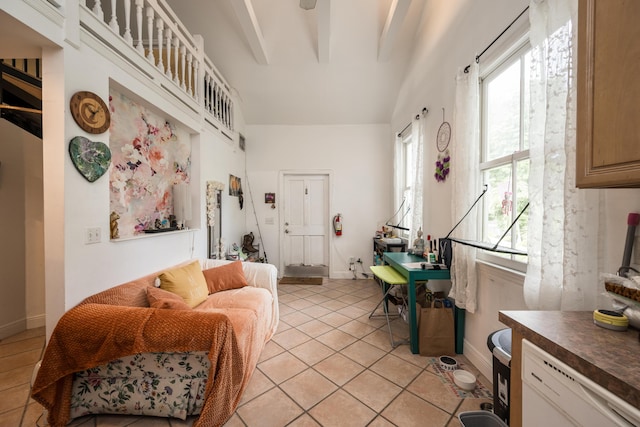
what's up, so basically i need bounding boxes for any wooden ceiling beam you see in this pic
[317,0,331,63]
[230,0,269,65]
[378,0,411,62]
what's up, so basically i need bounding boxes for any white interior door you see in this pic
[283,174,329,273]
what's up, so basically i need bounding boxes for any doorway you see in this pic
[281,173,330,277]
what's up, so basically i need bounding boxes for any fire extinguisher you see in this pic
[333,214,343,236]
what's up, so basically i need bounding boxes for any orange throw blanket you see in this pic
[31,303,244,427]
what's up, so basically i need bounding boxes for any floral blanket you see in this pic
[31,303,243,427]
[70,351,210,419]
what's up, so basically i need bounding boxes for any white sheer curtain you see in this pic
[408,117,425,245]
[524,0,602,310]
[449,62,480,314]
[393,133,404,228]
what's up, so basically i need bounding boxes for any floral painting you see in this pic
[109,90,190,238]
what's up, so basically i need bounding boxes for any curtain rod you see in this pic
[464,5,529,73]
[397,107,428,137]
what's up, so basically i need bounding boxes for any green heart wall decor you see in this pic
[69,136,112,182]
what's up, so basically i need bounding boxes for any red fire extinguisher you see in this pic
[333,214,343,236]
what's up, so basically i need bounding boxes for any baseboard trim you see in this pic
[463,338,493,383]
[27,314,46,329]
[0,318,27,340]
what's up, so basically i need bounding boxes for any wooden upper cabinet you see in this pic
[577,0,640,187]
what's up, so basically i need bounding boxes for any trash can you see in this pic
[487,328,511,425]
[459,411,508,427]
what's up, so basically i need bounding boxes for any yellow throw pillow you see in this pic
[158,260,209,308]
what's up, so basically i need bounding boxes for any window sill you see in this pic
[476,259,526,286]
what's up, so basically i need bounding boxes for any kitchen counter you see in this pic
[499,310,640,427]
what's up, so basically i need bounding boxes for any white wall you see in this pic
[393,0,640,380]
[392,0,531,378]
[244,124,392,278]
[24,120,45,330]
[56,43,248,314]
[0,120,27,338]
[0,7,249,336]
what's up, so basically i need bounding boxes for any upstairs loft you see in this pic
[4,0,237,142]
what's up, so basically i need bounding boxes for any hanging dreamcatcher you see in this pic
[434,108,451,182]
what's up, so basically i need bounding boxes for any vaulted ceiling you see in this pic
[165,0,427,126]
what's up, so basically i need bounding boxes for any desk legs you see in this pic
[408,279,419,354]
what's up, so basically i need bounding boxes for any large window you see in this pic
[398,129,414,237]
[479,42,531,268]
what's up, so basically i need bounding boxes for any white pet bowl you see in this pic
[453,369,476,391]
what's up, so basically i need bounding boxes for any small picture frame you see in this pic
[229,175,242,196]
[239,134,246,151]
[265,193,275,204]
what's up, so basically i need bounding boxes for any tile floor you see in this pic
[0,278,492,427]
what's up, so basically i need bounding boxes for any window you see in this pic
[396,129,414,237]
[479,42,531,269]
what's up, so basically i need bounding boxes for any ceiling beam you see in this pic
[230,0,269,65]
[378,0,411,62]
[317,0,331,63]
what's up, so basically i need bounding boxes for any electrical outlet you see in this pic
[349,256,355,264]
[349,263,356,271]
[85,227,101,244]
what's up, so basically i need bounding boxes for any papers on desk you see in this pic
[402,262,447,270]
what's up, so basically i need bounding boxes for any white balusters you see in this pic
[217,85,221,119]
[93,0,104,20]
[135,0,144,54]
[156,19,164,71]
[179,45,186,90]
[173,36,180,84]
[109,0,119,33]
[146,6,154,63]
[192,60,199,101]
[208,76,213,112]
[223,94,229,127]
[81,0,235,132]
[123,0,133,45]
[165,28,173,79]
[186,52,192,95]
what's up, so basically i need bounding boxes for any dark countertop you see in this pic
[499,310,640,409]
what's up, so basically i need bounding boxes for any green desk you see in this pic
[382,252,455,354]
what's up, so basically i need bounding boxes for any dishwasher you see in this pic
[522,339,640,426]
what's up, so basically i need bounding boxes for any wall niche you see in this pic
[109,89,191,239]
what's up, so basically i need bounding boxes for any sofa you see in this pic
[32,258,279,427]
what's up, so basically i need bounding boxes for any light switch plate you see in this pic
[85,227,101,244]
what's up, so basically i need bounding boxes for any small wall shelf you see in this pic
[111,228,198,243]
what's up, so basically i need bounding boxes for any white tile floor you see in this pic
[0,278,492,426]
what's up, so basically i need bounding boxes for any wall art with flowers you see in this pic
[109,89,190,238]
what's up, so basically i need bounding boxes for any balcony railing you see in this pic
[77,0,234,137]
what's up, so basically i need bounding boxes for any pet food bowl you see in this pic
[453,369,476,391]
[438,355,458,371]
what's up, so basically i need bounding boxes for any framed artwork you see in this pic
[265,193,275,204]
[229,174,242,196]
[239,133,245,151]
[108,89,190,238]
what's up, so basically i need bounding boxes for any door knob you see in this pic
[285,229,289,234]
[285,222,289,226]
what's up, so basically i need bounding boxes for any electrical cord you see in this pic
[245,174,267,263]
